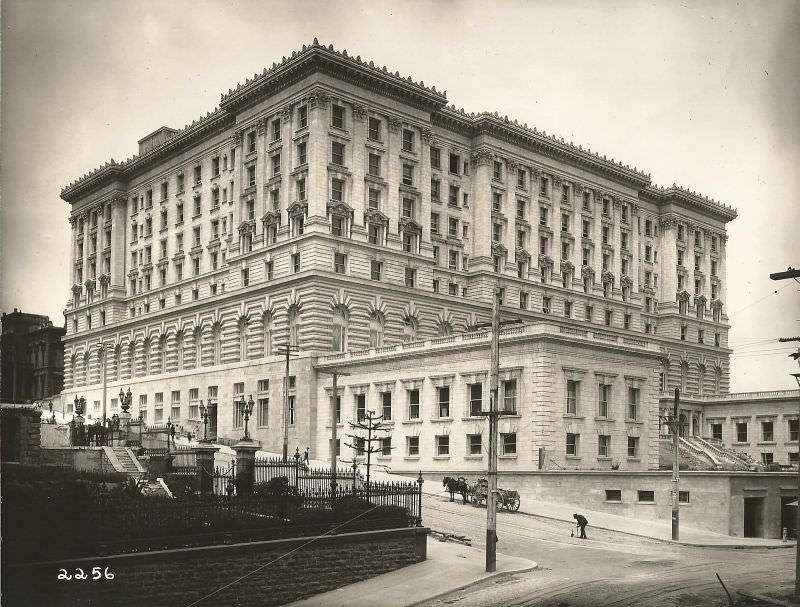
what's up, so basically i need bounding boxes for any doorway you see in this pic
[744,497,765,537]
[781,496,798,539]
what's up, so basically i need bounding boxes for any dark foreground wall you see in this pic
[3,527,428,607]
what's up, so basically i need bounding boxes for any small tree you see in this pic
[344,410,393,500]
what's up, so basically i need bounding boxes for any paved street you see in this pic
[419,492,795,607]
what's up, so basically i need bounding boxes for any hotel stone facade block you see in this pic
[59,40,739,468]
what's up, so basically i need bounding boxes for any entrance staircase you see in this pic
[111,447,145,478]
[685,436,758,471]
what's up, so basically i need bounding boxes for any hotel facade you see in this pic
[60,41,744,471]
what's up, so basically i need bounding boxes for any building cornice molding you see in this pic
[642,185,737,223]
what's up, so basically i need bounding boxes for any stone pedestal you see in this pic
[195,441,220,496]
[234,438,261,495]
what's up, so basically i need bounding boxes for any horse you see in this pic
[442,476,469,504]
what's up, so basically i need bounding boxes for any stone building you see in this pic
[59,40,737,465]
[1,309,65,402]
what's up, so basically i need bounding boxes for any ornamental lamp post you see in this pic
[199,400,211,443]
[242,394,255,440]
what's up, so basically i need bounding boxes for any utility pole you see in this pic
[474,284,521,573]
[769,267,800,595]
[317,368,351,498]
[672,388,680,541]
[276,344,299,461]
[344,410,392,500]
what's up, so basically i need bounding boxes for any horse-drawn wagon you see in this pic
[468,478,520,511]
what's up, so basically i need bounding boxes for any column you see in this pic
[68,216,77,284]
[110,196,127,294]
[659,218,678,306]
[306,89,330,230]
[630,203,640,292]
[591,189,603,289]
[195,441,220,496]
[470,150,493,269]
[418,127,433,248]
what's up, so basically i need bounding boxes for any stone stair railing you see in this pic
[689,436,752,470]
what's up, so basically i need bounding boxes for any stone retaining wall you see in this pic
[3,527,429,607]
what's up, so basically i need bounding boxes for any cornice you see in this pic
[642,184,737,223]
[220,39,447,114]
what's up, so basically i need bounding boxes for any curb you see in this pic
[426,489,793,550]
[407,552,538,607]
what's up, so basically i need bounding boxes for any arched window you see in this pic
[194,327,203,368]
[159,335,167,373]
[332,306,348,352]
[263,314,273,357]
[288,306,300,348]
[176,331,184,370]
[142,339,151,376]
[368,311,385,348]
[239,318,248,361]
[402,316,418,343]
[212,323,222,366]
[438,320,453,337]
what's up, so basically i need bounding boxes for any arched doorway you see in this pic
[678,413,688,439]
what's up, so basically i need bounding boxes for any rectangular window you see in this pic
[271,154,281,176]
[331,141,345,166]
[679,491,690,504]
[468,434,482,456]
[448,185,459,206]
[368,153,380,177]
[637,490,655,503]
[407,436,420,456]
[605,489,622,502]
[501,432,517,455]
[381,391,392,421]
[469,383,483,417]
[331,104,345,129]
[297,142,307,166]
[368,116,381,140]
[331,178,344,201]
[711,423,723,441]
[355,394,366,422]
[627,387,639,420]
[566,380,578,415]
[380,437,392,456]
[368,188,380,210]
[402,128,414,152]
[762,421,774,442]
[437,386,450,418]
[288,395,295,425]
[789,419,799,442]
[628,436,639,458]
[271,117,281,141]
[449,152,460,174]
[408,389,420,420]
[566,433,579,457]
[598,384,610,418]
[736,422,748,443]
[436,435,450,456]
[334,252,347,274]
[430,146,441,168]
[258,398,269,427]
[292,253,300,273]
[402,164,414,186]
[404,268,416,287]
[598,435,611,457]
[370,260,382,281]
[503,379,517,413]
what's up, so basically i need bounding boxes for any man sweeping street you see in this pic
[573,513,588,539]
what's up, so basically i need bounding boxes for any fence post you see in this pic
[417,471,424,526]
[195,442,220,496]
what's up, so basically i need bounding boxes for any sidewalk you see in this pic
[285,538,537,607]
[511,497,792,548]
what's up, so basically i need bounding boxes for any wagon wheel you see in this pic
[507,495,521,512]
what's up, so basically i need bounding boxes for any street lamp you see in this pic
[241,394,255,440]
[293,446,301,466]
[198,400,210,443]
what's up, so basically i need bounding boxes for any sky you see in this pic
[1,0,798,392]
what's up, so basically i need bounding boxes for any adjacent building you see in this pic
[1,309,65,402]
[59,40,739,467]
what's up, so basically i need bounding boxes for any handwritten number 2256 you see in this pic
[58,567,114,581]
